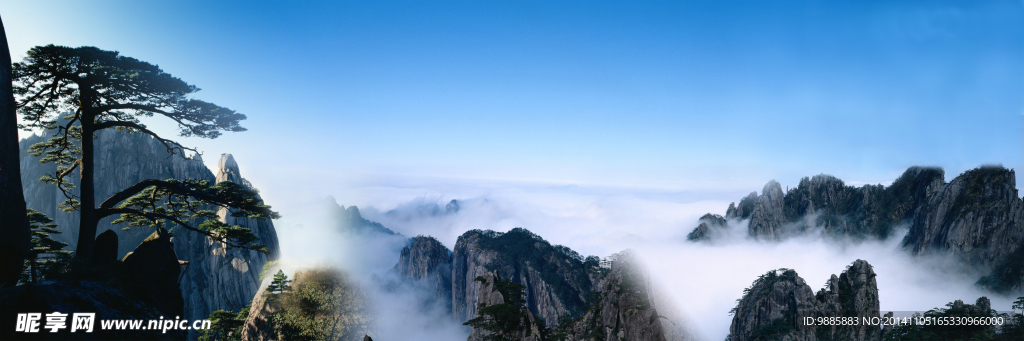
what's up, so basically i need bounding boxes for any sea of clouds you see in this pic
[270,177,1020,341]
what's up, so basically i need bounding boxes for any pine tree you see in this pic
[13,45,278,262]
[266,269,291,295]
[22,208,72,283]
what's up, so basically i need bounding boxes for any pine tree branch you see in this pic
[96,179,274,217]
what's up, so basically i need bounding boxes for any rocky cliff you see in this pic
[690,166,1023,292]
[728,260,881,341]
[394,236,453,313]
[452,228,597,326]
[466,270,544,341]
[686,213,728,241]
[903,166,1024,291]
[748,181,787,240]
[564,251,673,341]
[19,131,280,340]
[177,154,280,340]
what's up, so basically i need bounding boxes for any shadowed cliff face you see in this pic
[0,228,188,340]
[728,260,881,341]
[19,131,280,341]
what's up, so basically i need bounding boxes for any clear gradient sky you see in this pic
[3,1,1022,210]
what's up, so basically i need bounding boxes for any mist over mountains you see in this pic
[12,128,1023,341]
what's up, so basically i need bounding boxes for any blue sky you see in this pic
[4,1,1023,209]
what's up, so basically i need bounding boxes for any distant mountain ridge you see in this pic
[688,165,1024,292]
[328,200,400,236]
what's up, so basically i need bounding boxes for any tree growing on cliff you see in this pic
[266,270,291,295]
[464,275,532,341]
[13,45,278,262]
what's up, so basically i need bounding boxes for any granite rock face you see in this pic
[466,270,544,341]
[728,260,881,341]
[903,167,1024,273]
[452,228,597,326]
[394,236,453,312]
[452,230,501,323]
[19,131,279,340]
[566,251,672,341]
[179,153,279,340]
[748,181,787,240]
[444,229,681,340]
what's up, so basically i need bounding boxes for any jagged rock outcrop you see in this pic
[690,166,1023,292]
[695,166,946,242]
[902,166,1024,291]
[728,259,881,341]
[452,228,596,326]
[686,213,727,241]
[726,192,759,220]
[179,153,279,340]
[394,236,453,311]
[748,181,787,240]
[566,251,671,341]
[19,132,280,340]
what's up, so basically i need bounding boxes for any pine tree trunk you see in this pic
[75,117,97,262]
[0,14,32,287]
